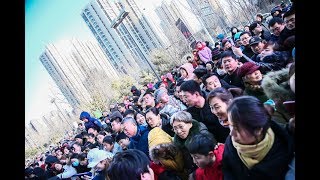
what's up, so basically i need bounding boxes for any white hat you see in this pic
[87,148,114,168]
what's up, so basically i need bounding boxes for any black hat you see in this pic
[74,134,83,139]
[249,36,262,46]
[249,22,258,31]
[109,111,123,122]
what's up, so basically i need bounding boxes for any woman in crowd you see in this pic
[207,87,234,127]
[222,96,294,180]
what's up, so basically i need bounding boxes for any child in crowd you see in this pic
[186,134,224,180]
[115,132,130,150]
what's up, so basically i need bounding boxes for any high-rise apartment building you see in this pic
[81,0,164,78]
[40,38,119,109]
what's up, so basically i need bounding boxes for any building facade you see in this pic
[81,0,164,79]
[40,38,119,109]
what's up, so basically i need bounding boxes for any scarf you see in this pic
[232,128,275,169]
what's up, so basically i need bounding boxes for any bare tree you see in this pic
[111,75,136,103]
[150,48,182,76]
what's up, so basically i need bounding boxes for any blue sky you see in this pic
[25,0,93,124]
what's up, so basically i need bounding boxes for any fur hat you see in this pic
[237,62,260,78]
[148,127,172,149]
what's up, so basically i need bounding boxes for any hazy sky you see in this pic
[25,0,164,124]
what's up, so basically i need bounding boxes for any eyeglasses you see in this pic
[172,124,186,132]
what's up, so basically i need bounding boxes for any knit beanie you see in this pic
[148,127,173,149]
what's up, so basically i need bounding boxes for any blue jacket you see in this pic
[79,111,103,131]
[128,125,150,157]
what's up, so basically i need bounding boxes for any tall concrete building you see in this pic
[186,0,228,36]
[40,38,119,109]
[81,0,164,79]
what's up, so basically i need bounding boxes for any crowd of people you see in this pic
[25,2,295,180]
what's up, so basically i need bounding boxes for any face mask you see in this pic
[216,69,226,76]
[72,159,79,167]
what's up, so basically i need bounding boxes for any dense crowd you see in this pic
[25,2,295,180]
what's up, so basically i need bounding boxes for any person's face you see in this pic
[235,39,242,47]
[55,149,62,156]
[96,134,105,144]
[118,106,126,113]
[272,11,280,17]
[160,91,169,104]
[240,34,251,46]
[232,28,237,33]
[284,14,295,30]
[63,148,70,155]
[205,76,221,91]
[260,44,274,59]
[78,124,85,130]
[228,113,257,145]
[180,68,188,79]
[122,122,137,137]
[209,97,230,127]
[180,91,198,107]
[250,41,264,54]
[111,120,121,133]
[80,159,88,166]
[82,118,89,123]
[222,56,238,74]
[172,121,193,139]
[270,22,285,36]
[143,94,155,107]
[95,159,107,171]
[72,144,81,153]
[146,111,161,128]
[253,24,263,35]
[54,163,63,171]
[88,128,96,134]
[191,153,213,169]
[103,142,114,152]
[136,113,146,125]
[224,41,232,49]
[255,16,262,23]
[244,26,250,32]
[196,43,202,48]
[206,63,212,70]
[75,138,83,144]
[87,136,95,143]
[118,138,130,149]
[246,70,262,83]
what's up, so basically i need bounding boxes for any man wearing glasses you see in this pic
[237,32,255,63]
[268,17,286,43]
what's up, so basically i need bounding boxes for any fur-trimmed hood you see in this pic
[261,68,295,103]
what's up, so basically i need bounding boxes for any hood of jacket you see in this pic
[79,111,91,120]
[261,67,295,105]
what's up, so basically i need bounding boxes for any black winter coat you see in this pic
[222,120,294,180]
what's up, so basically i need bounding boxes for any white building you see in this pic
[81,0,165,79]
[40,38,119,109]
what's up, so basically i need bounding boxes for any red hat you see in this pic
[237,62,260,78]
